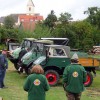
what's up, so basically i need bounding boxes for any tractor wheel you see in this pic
[45,70,60,86]
[25,68,31,75]
[14,63,19,70]
[84,72,93,87]
[25,68,29,75]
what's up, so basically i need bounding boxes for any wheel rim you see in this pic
[84,74,91,86]
[46,73,57,85]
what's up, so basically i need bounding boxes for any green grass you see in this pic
[0,61,100,100]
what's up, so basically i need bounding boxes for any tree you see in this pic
[84,7,100,28]
[44,10,57,29]
[34,22,51,38]
[92,28,100,45]
[68,21,95,50]
[4,15,15,29]
[58,12,73,24]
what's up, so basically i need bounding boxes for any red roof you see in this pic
[19,15,43,22]
[18,14,43,31]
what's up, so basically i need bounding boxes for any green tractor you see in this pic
[18,38,69,74]
[29,45,100,87]
[18,39,53,74]
[29,45,71,86]
[8,38,36,70]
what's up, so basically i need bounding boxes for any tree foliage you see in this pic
[44,10,57,29]
[84,7,100,28]
[4,15,15,29]
[33,22,52,38]
[0,7,100,52]
[58,12,73,24]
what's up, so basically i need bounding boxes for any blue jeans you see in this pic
[0,69,6,88]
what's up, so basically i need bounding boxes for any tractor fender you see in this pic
[27,59,35,68]
[44,65,62,75]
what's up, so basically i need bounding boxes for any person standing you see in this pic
[63,53,87,100]
[23,65,50,100]
[0,50,8,88]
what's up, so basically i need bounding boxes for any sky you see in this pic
[0,0,100,21]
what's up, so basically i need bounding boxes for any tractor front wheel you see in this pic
[45,70,59,86]
[14,63,19,70]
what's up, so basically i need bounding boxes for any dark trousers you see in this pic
[0,69,6,88]
[66,92,81,100]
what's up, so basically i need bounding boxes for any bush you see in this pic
[0,44,6,50]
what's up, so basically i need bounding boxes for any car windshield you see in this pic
[21,40,32,48]
[42,46,49,56]
[31,42,46,54]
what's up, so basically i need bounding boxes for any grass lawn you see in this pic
[0,61,100,100]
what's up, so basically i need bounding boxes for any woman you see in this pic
[23,65,50,100]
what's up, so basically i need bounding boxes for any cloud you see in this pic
[33,0,100,20]
[0,0,100,20]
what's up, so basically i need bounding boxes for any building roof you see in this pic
[0,14,25,23]
[19,14,43,22]
[18,14,43,31]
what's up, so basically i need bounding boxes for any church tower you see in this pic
[27,0,35,15]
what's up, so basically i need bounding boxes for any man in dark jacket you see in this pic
[63,53,87,100]
[0,50,8,88]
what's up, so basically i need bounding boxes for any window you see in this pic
[36,43,44,52]
[29,7,31,11]
[53,48,65,56]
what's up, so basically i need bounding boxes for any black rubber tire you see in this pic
[25,63,33,75]
[84,72,93,87]
[45,70,60,86]
[25,68,30,75]
[14,63,19,70]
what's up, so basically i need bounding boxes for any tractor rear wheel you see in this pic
[84,72,93,87]
[45,70,60,86]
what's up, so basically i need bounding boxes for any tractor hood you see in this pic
[34,56,46,65]
[12,47,21,58]
[21,51,34,64]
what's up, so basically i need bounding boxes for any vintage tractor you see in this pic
[8,38,36,70]
[18,39,53,74]
[30,45,100,87]
[18,38,69,74]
